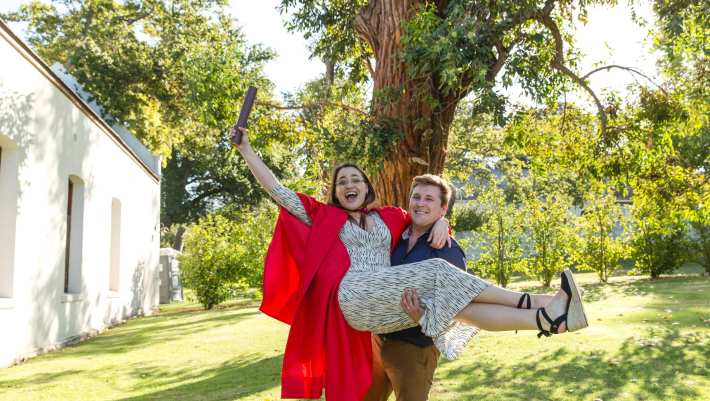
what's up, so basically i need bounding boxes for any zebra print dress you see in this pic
[267,184,489,359]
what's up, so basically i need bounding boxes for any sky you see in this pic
[1,0,660,103]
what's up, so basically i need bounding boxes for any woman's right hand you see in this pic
[230,126,251,152]
[229,125,279,192]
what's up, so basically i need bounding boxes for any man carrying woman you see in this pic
[232,127,587,401]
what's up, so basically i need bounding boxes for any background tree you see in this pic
[573,187,628,283]
[628,191,689,279]
[469,185,525,287]
[3,0,300,226]
[524,193,575,287]
[611,85,705,278]
[281,76,388,198]
[680,177,709,274]
[281,0,618,206]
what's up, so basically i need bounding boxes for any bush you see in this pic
[179,204,277,309]
[524,194,576,287]
[629,227,689,278]
[689,220,710,274]
[628,195,690,278]
[684,183,710,274]
[573,190,628,283]
[468,187,525,287]
[451,203,486,233]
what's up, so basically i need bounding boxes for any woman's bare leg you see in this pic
[455,288,569,332]
[473,285,554,309]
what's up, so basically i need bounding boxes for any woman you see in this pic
[232,127,587,401]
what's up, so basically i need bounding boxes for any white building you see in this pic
[0,21,162,367]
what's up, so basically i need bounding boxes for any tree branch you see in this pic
[470,2,553,90]
[486,41,510,82]
[256,100,369,116]
[535,11,608,141]
[354,1,380,56]
[582,65,668,95]
[485,33,525,82]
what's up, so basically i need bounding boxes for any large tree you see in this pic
[3,0,300,225]
[281,0,616,206]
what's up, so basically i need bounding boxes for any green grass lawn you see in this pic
[1,271,709,401]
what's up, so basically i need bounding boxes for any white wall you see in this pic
[0,27,161,367]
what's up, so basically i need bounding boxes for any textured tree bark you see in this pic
[355,0,461,207]
[349,0,597,208]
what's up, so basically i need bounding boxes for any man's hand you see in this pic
[400,288,424,323]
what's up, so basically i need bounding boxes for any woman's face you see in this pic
[334,166,369,211]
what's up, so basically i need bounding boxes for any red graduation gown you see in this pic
[260,193,409,401]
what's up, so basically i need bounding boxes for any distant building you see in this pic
[0,20,161,367]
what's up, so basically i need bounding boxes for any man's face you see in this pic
[408,184,447,229]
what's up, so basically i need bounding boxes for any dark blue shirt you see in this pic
[380,226,467,347]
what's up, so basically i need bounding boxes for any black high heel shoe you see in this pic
[535,269,588,337]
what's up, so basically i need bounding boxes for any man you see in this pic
[363,174,466,401]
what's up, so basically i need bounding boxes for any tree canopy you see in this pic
[278,0,642,205]
[3,0,301,225]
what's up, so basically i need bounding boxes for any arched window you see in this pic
[109,198,121,292]
[64,175,85,294]
[0,135,19,299]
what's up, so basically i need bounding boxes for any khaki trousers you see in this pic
[362,334,439,401]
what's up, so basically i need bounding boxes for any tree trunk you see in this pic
[172,226,187,252]
[355,0,461,207]
[161,149,194,226]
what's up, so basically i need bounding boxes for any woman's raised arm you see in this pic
[231,127,279,193]
[231,127,312,225]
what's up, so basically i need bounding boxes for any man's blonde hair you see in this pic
[409,174,452,206]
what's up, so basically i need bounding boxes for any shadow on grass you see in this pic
[112,354,283,401]
[65,309,261,356]
[441,327,710,401]
[0,369,85,388]
[514,275,710,305]
[1,355,282,401]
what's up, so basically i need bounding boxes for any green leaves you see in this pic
[628,193,691,279]
[284,75,402,185]
[573,188,628,282]
[179,204,277,309]
[280,0,371,85]
[469,186,527,287]
[4,1,307,225]
[523,193,576,287]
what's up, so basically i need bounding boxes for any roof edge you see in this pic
[0,19,161,182]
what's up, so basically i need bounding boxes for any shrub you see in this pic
[689,220,710,274]
[180,204,277,309]
[451,203,486,233]
[573,190,628,283]
[628,194,689,278]
[524,194,576,287]
[629,225,689,278]
[684,182,710,274]
[469,187,525,287]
